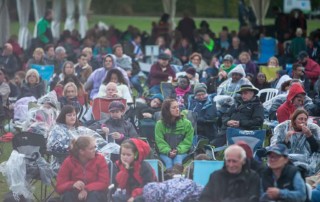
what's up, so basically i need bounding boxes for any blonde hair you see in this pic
[267,56,279,66]
[33,48,44,57]
[63,82,78,97]
[25,69,40,83]
[82,47,93,54]
[189,52,202,61]
[239,51,251,61]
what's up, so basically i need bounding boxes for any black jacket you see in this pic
[200,164,260,202]
[18,81,45,100]
[223,96,264,130]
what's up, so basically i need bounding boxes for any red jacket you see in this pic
[115,138,157,198]
[149,62,175,87]
[277,83,306,123]
[304,58,320,84]
[56,153,110,194]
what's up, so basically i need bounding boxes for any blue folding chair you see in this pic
[187,160,224,186]
[144,159,165,182]
[258,37,277,64]
[226,127,266,153]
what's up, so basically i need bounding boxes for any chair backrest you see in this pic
[144,159,165,182]
[92,98,127,120]
[160,82,174,99]
[257,88,278,102]
[258,37,277,64]
[226,127,266,152]
[191,160,224,186]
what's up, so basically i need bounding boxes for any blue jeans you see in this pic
[130,74,143,96]
[160,153,188,169]
[312,185,320,202]
[149,85,161,95]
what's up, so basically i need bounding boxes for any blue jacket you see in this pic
[188,93,218,140]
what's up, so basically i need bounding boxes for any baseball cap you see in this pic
[108,100,125,112]
[266,144,288,157]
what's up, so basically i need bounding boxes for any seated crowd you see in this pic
[1,17,320,202]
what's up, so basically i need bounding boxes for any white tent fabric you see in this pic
[249,0,270,25]
[33,0,46,37]
[17,0,31,49]
[162,0,177,30]
[65,0,76,31]
[78,0,89,38]
[51,0,62,39]
[0,0,10,46]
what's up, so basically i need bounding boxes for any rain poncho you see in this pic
[47,123,119,172]
[217,65,252,97]
[271,120,320,175]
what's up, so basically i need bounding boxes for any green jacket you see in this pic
[219,64,236,74]
[37,18,51,43]
[155,117,194,155]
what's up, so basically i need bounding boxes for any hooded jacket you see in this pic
[304,57,320,84]
[84,54,129,99]
[217,65,252,97]
[277,83,306,123]
[115,138,157,198]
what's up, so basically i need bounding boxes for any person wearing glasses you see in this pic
[260,144,307,202]
[155,99,194,170]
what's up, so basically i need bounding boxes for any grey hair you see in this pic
[224,145,246,161]
[55,46,66,54]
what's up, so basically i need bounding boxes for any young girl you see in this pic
[115,138,157,202]
[97,69,133,103]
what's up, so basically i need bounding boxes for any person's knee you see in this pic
[87,191,107,201]
[61,190,78,202]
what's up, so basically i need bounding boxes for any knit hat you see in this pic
[108,100,125,112]
[194,83,207,95]
[223,54,234,62]
[185,67,196,77]
[151,93,164,103]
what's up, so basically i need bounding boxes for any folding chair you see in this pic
[206,128,266,160]
[12,132,55,202]
[187,160,224,186]
[92,98,127,120]
[160,82,175,99]
[144,159,165,182]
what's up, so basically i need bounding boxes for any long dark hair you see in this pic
[161,99,181,127]
[56,105,79,127]
[103,68,128,86]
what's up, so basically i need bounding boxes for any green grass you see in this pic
[9,15,319,37]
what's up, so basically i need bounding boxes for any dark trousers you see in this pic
[61,190,107,202]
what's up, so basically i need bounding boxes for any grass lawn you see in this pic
[9,15,319,37]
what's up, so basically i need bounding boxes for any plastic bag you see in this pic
[214,95,234,114]
[0,150,33,200]
[99,143,120,159]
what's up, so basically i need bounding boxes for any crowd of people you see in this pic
[1,7,320,202]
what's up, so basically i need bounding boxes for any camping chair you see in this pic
[206,128,267,160]
[257,88,278,103]
[92,98,127,120]
[186,160,224,186]
[12,132,55,202]
[144,159,165,182]
[258,37,277,64]
[160,82,175,99]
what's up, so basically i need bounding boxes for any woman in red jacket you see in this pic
[115,138,157,202]
[56,136,110,202]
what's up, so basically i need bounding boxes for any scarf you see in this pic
[175,86,191,96]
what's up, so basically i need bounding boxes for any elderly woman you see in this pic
[260,144,307,202]
[18,69,45,99]
[155,99,194,170]
[59,82,81,113]
[26,47,47,69]
[237,51,257,76]
[271,108,320,175]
